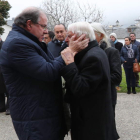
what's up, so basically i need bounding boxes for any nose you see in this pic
[43,29,48,34]
[58,32,62,36]
[65,36,69,43]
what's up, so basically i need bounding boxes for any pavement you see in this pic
[0,93,140,140]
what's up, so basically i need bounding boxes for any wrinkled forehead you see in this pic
[67,31,74,35]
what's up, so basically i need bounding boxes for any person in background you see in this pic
[43,31,55,44]
[129,32,140,87]
[121,37,139,94]
[0,36,10,115]
[110,33,123,52]
[110,33,123,91]
[61,22,119,140]
[91,22,121,140]
[48,24,68,58]
[47,25,70,131]
[0,7,89,140]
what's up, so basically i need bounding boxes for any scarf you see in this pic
[114,40,118,44]
[125,44,134,58]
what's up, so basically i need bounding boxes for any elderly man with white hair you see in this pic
[61,22,118,140]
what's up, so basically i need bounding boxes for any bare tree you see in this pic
[77,2,103,23]
[41,0,103,30]
[41,0,79,30]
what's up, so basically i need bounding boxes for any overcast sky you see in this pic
[7,0,140,28]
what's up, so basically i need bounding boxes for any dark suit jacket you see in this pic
[47,39,68,58]
[61,41,118,140]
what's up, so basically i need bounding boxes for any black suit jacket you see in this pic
[47,39,68,58]
[61,41,118,140]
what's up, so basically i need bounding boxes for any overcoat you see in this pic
[0,24,66,140]
[100,42,122,105]
[62,41,118,140]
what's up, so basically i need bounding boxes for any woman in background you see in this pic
[121,37,139,94]
[110,33,123,91]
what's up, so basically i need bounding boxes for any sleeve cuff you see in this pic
[61,62,78,77]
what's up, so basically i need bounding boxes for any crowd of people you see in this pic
[0,6,140,140]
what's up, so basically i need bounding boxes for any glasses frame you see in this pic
[37,23,48,30]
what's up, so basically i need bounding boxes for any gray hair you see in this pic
[68,22,95,41]
[91,22,111,48]
[14,7,46,27]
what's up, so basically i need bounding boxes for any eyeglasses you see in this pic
[37,23,48,30]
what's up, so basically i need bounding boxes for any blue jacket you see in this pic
[121,44,139,68]
[0,24,66,140]
[133,40,140,47]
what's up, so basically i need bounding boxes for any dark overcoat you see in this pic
[100,42,122,105]
[0,24,67,140]
[0,41,7,94]
[61,41,118,140]
[114,42,123,53]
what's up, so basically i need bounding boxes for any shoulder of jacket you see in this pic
[132,44,137,48]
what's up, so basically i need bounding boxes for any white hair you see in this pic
[68,22,95,41]
[90,22,111,48]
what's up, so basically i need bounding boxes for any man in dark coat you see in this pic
[47,24,70,131]
[0,7,89,140]
[129,32,140,87]
[61,22,118,140]
[47,24,68,58]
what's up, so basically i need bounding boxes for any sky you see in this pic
[7,0,140,28]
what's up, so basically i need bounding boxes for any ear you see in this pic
[26,20,32,31]
[100,33,104,40]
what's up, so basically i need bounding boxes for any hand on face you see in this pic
[68,34,89,53]
[61,47,74,65]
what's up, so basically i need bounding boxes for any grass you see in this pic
[117,67,140,93]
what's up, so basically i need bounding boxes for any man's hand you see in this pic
[61,47,74,65]
[69,34,89,53]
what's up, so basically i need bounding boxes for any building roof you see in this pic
[106,28,129,39]
[106,27,140,39]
